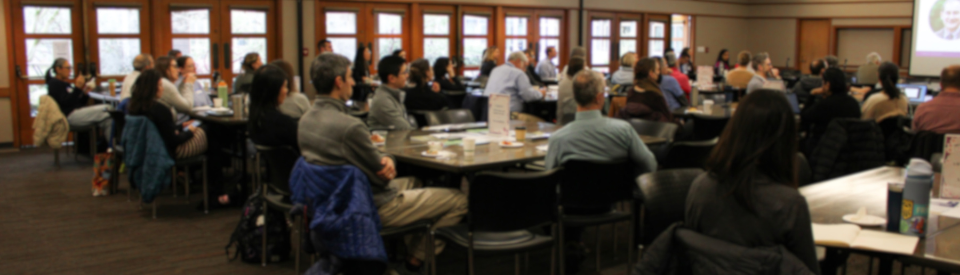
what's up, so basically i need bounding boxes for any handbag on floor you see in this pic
[92,151,114,196]
[225,194,292,264]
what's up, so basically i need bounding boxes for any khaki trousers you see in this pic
[378,177,468,260]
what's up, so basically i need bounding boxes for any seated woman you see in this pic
[614,57,672,122]
[861,62,908,122]
[351,45,375,111]
[176,56,213,107]
[556,57,585,125]
[800,67,861,154]
[270,59,311,118]
[155,56,194,121]
[44,58,113,130]
[403,58,448,111]
[686,89,821,275]
[127,69,207,160]
[249,64,299,150]
[233,52,262,94]
[434,57,465,91]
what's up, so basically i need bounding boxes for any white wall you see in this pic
[836,29,895,66]
[693,17,750,67]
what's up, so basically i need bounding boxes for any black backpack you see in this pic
[225,194,292,264]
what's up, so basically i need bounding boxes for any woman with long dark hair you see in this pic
[249,64,298,149]
[128,69,207,160]
[45,58,113,129]
[613,58,672,122]
[351,45,375,106]
[403,58,448,111]
[678,47,695,79]
[155,56,193,116]
[233,52,262,94]
[270,59,310,118]
[686,89,820,275]
[861,61,908,122]
[714,49,731,76]
[433,57,465,91]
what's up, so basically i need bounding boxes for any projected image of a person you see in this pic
[936,0,960,40]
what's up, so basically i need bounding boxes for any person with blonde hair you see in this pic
[479,46,499,77]
[611,52,638,85]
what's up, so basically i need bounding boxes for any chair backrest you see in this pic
[255,145,300,196]
[628,118,679,142]
[424,109,476,126]
[690,114,729,141]
[108,110,126,144]
[661,138,718,169]
[559,161,638,208]
[636,168,703,246]
[797,153,812,186]
[469,168,561,232]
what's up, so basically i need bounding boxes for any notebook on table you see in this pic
[812,223,919,255]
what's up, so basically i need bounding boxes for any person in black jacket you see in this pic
[686,89,821,275]
[351,45,374,109]
[127,69,202,159]
[403,59,448,111]
[524,48,543,86]
[249,64,299,150]
[433,57,465,91]
[44,58,113,130]
[800,67,862,155]
[479,47,499,77]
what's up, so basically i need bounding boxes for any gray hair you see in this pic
[866,52,882,64]
[665,52,678,67]
[752,52,770,71]
[572,70,604,107]
[570,46,586,59]
[508,51,528,63]
[311,53,352,95]
[133,54,153,71]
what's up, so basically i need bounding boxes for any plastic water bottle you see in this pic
[900,158,933,236]
[217,81,229,103]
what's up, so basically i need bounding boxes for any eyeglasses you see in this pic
[61,66,73,70]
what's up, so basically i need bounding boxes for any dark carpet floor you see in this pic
[0,147,953,275]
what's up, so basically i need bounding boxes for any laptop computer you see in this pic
[897,84,928,104]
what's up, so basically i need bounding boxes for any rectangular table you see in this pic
[801,166,960,274]
[382,120,666,173]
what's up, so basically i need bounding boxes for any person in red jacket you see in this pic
[666,52,692,98]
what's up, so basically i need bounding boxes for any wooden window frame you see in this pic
[85,0,151,83]
[645,13,672,59]
[460,6,494,77]
[414,5,455,64]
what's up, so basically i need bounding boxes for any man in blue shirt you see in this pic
[545,69,657,274]
[536,46,558,80]
[655,57,687,110]
[484,51,546,113]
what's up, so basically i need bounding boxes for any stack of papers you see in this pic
[812,223,918,255]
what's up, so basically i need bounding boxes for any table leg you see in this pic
[877,258,893,275]
[819,247,850,275]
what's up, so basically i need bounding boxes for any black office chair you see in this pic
[424,109,476,126]
[660,138,718,169]
[254,145,303,270]
[558,161,638,274]
[635,168,703,247]
[436,168,561,275]
[689,114,729,141]
[628,119,679,142]
[138,154,208,219]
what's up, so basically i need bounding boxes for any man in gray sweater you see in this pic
[300,53,467,273]
[368,55,415,130]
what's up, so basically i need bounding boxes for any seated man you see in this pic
[791,59,825,104]
[746,52,781,94]
[484,51,547,113]
[120,54,153,100]
[725,51,755,89]
[856,52,882,85]
[537,46,559,80]
[545,69,657,273]
[610,52,637,85]
[666,52,692,97]
[368,55,416,130]
[800,67,862,155]
[914,65,960,133]
[301,53,468,273]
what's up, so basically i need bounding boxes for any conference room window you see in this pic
[539,17,561,67]
[324,11,359,62]
[671,15,692,54]
[92,7,143,77]
[229,9,268,75]
[375,13,404,62]
[170,8,213,81]
[505,16,528,63]
[648,21,666,58]
[590,18,612,73]
[620,21,638,59]
[463,14,490,78]
[422,13,452,64]
[20,5,81,117]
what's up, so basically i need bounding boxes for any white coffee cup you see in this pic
[703,99,714,114]
[428,141,443,154]
[213,98,223,108]
[463,137,476,157]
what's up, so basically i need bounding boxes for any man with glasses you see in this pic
[368,55,416,130]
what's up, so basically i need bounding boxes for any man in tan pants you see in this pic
[300,53,467,274]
